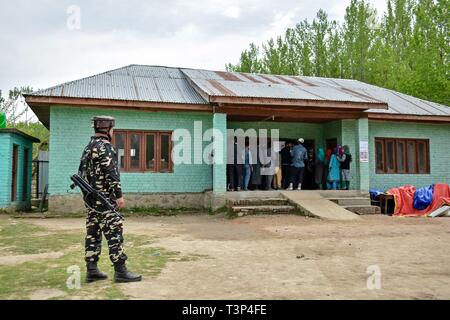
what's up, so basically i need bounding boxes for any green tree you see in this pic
[342,0,377,81]
[327,21,343,78]
[311,9,330,77]
[226,43,262,73]
[11,121,49,159]
[0,86,34,124]
[293,20,314,76]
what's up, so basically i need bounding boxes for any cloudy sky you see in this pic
[0,0,387,97]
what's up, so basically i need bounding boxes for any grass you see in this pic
[122,206,206,216]
[29,206,209,218]
[0,218,206,300]
[0,220,81,255]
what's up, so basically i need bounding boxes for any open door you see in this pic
[326,138,338,152]
[11,145,18,201]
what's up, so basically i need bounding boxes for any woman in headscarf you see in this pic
[327,147,340,190]
[314,148,325,189]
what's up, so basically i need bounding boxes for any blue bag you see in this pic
[369,189,384,201]
[413,184,434,210]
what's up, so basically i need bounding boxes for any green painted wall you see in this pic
[213,113,227,193]
[323,120,342,146]
[47,107,450,196]
[356,118,370,190]
[0,134,11,207]
[369,121,450,190]
[341,120,359,188]
[48,106,214,196]
[0,132,33,209]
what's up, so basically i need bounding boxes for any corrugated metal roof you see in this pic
[30,64,449,116]
[181,68,386,104]
[31,65,207,105]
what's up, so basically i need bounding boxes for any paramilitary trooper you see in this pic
[78,116,142,283]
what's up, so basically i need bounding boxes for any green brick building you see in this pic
[0,128,40,211]
[24,65,450,212]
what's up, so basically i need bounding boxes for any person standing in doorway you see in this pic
[280,141,293,189]
[288,138,308,190]
[314,148,325,189]
[338,145,352,190]
[327,148,340,190]
[242,141,253,191]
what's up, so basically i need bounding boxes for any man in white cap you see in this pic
[287,138,308,190]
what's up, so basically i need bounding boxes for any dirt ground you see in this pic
[4,214,450,299]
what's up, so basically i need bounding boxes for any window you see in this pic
[112,130,173,172]
[375,138,429,174]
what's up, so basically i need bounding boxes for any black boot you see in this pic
[86,262,108,283]
[114,262,142,283]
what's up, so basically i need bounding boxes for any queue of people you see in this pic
[226,137,352,191]
[313,145,352,190]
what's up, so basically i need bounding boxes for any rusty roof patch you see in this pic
[208,80,236,96]
[339,87,380,103]
[291,77,316,86]
[239,73,263,83]
[258,74,281,84]
[214,71,243,82]
[274,75,298,85]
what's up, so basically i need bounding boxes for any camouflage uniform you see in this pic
[79,136,127,264]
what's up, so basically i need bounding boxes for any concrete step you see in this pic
[231,205,297,217]
[328,197,371,206]
[229,198,290,206]
[343,205,381,215]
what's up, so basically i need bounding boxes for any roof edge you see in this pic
[0,128,41,143]
[367,112,450,123]
[24,95,212,111]
[211,95,388,110]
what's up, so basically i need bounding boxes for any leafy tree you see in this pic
[0,86,34,124]
[311,9,330,77]
[1,86,49,158]
[11,121,49,159]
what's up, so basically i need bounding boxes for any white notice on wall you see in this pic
[360,141,369,163]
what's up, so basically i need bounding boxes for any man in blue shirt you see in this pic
[288,138,308,190]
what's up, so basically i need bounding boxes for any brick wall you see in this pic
[48,106,214,197]
[47,106,450,197]
[0,132,33,209]
[0,134,11,207]
[369,120,450,190]
[213,113,227,193]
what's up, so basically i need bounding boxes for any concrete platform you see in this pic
[280,191,361,220]
[225,190,368,220]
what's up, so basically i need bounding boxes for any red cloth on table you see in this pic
[387,183,450,216]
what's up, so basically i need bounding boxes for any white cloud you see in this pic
[223,6,241,18]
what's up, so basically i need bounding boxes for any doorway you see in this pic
[280,138,316,190]
[326,138,338,152]
[11,145,18,201]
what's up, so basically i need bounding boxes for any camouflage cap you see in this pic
[91,116,115,129]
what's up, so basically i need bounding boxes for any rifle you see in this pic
[70,174,123,219]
